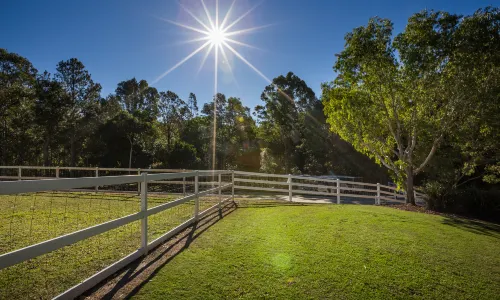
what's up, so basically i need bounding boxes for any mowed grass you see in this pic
[0,191,220,299]
[132,204,500,299]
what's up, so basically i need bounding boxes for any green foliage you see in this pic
[0,48,390,178]
[54,58,102,166]
[258,72,388,181]
[322,7,500,204]
[0,48,38,166]
[166,141,201,169]
[202,94,259,170]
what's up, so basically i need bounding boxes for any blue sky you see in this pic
[1,0,495,111]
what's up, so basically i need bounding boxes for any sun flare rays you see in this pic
[153,0,268,86]
[154,0,270,171]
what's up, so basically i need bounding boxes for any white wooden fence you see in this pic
[0,166,426,203]
[232,171,426,204]
[0,166,426,298]
[0,170,234,299]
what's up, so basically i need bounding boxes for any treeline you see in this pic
[0,49,387,182]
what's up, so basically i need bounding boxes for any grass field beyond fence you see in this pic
[0,191,221,299]
[131,204,500,299]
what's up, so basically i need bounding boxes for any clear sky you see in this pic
[1,0,495,111]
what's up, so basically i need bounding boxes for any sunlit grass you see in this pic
[133,204,500,299]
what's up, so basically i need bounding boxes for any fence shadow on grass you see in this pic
[441,216,500,239]
[80,201,238,300]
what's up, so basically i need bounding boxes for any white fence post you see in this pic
[18,167,22,181]
[140,172,148,255]
[194,171,199,221]
[231,170,235,202]
[376,183,380,205]
[56,166,60,179]
[288,174,292,202]
[218,173,222,210]
[95,167,99,193]
[336,179,340,204]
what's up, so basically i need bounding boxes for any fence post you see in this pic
[376,183,380,205]
[140,172,148,255]
[194,171,199,221]
[182,176,186,196]
[18,166,22,181]
[56,166,60,179]
[218,173,222,210]
[95,167,99,193]
[231,170,235,202]
[288,174,292,202]
[336,179,340,204]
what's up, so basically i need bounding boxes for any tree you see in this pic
[322,8,500,204]
[55,58,102,166]
[34,72,71,166]
[178,116,211,168]
[257,72,316,173]
[255,72,379,177]
[201,94,259,170]
[114,78,159,168]
[115,78,159,120]
[0,48,38,166]
[158,91,189,151]
[187,92,198,117]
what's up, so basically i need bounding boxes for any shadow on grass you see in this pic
[81,201,238,300]
[441,216,500,239]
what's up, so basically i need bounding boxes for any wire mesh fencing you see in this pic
[0,170,234,299]
[0,181,142,299]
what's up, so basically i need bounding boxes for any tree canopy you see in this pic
[322,7,500,204]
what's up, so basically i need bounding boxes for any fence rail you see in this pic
[0,169,233,299]
[232,171,425,205]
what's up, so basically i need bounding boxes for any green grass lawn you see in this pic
[0,191,220,299]
[132,204,500,300]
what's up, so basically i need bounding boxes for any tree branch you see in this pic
[414,133,444,174]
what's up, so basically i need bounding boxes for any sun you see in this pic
[208,27,227,46]
[152,0,271,86]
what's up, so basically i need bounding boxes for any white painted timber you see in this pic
[0,175,142,195]
[234,178,289,186]
[0,212,142,270]
[234,185,290,193]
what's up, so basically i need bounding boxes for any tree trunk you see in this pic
[406,167,416,205]
[43,137,50,166]
[70,135,76,167]
[166,124,171,151]
[128,140,133,171]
